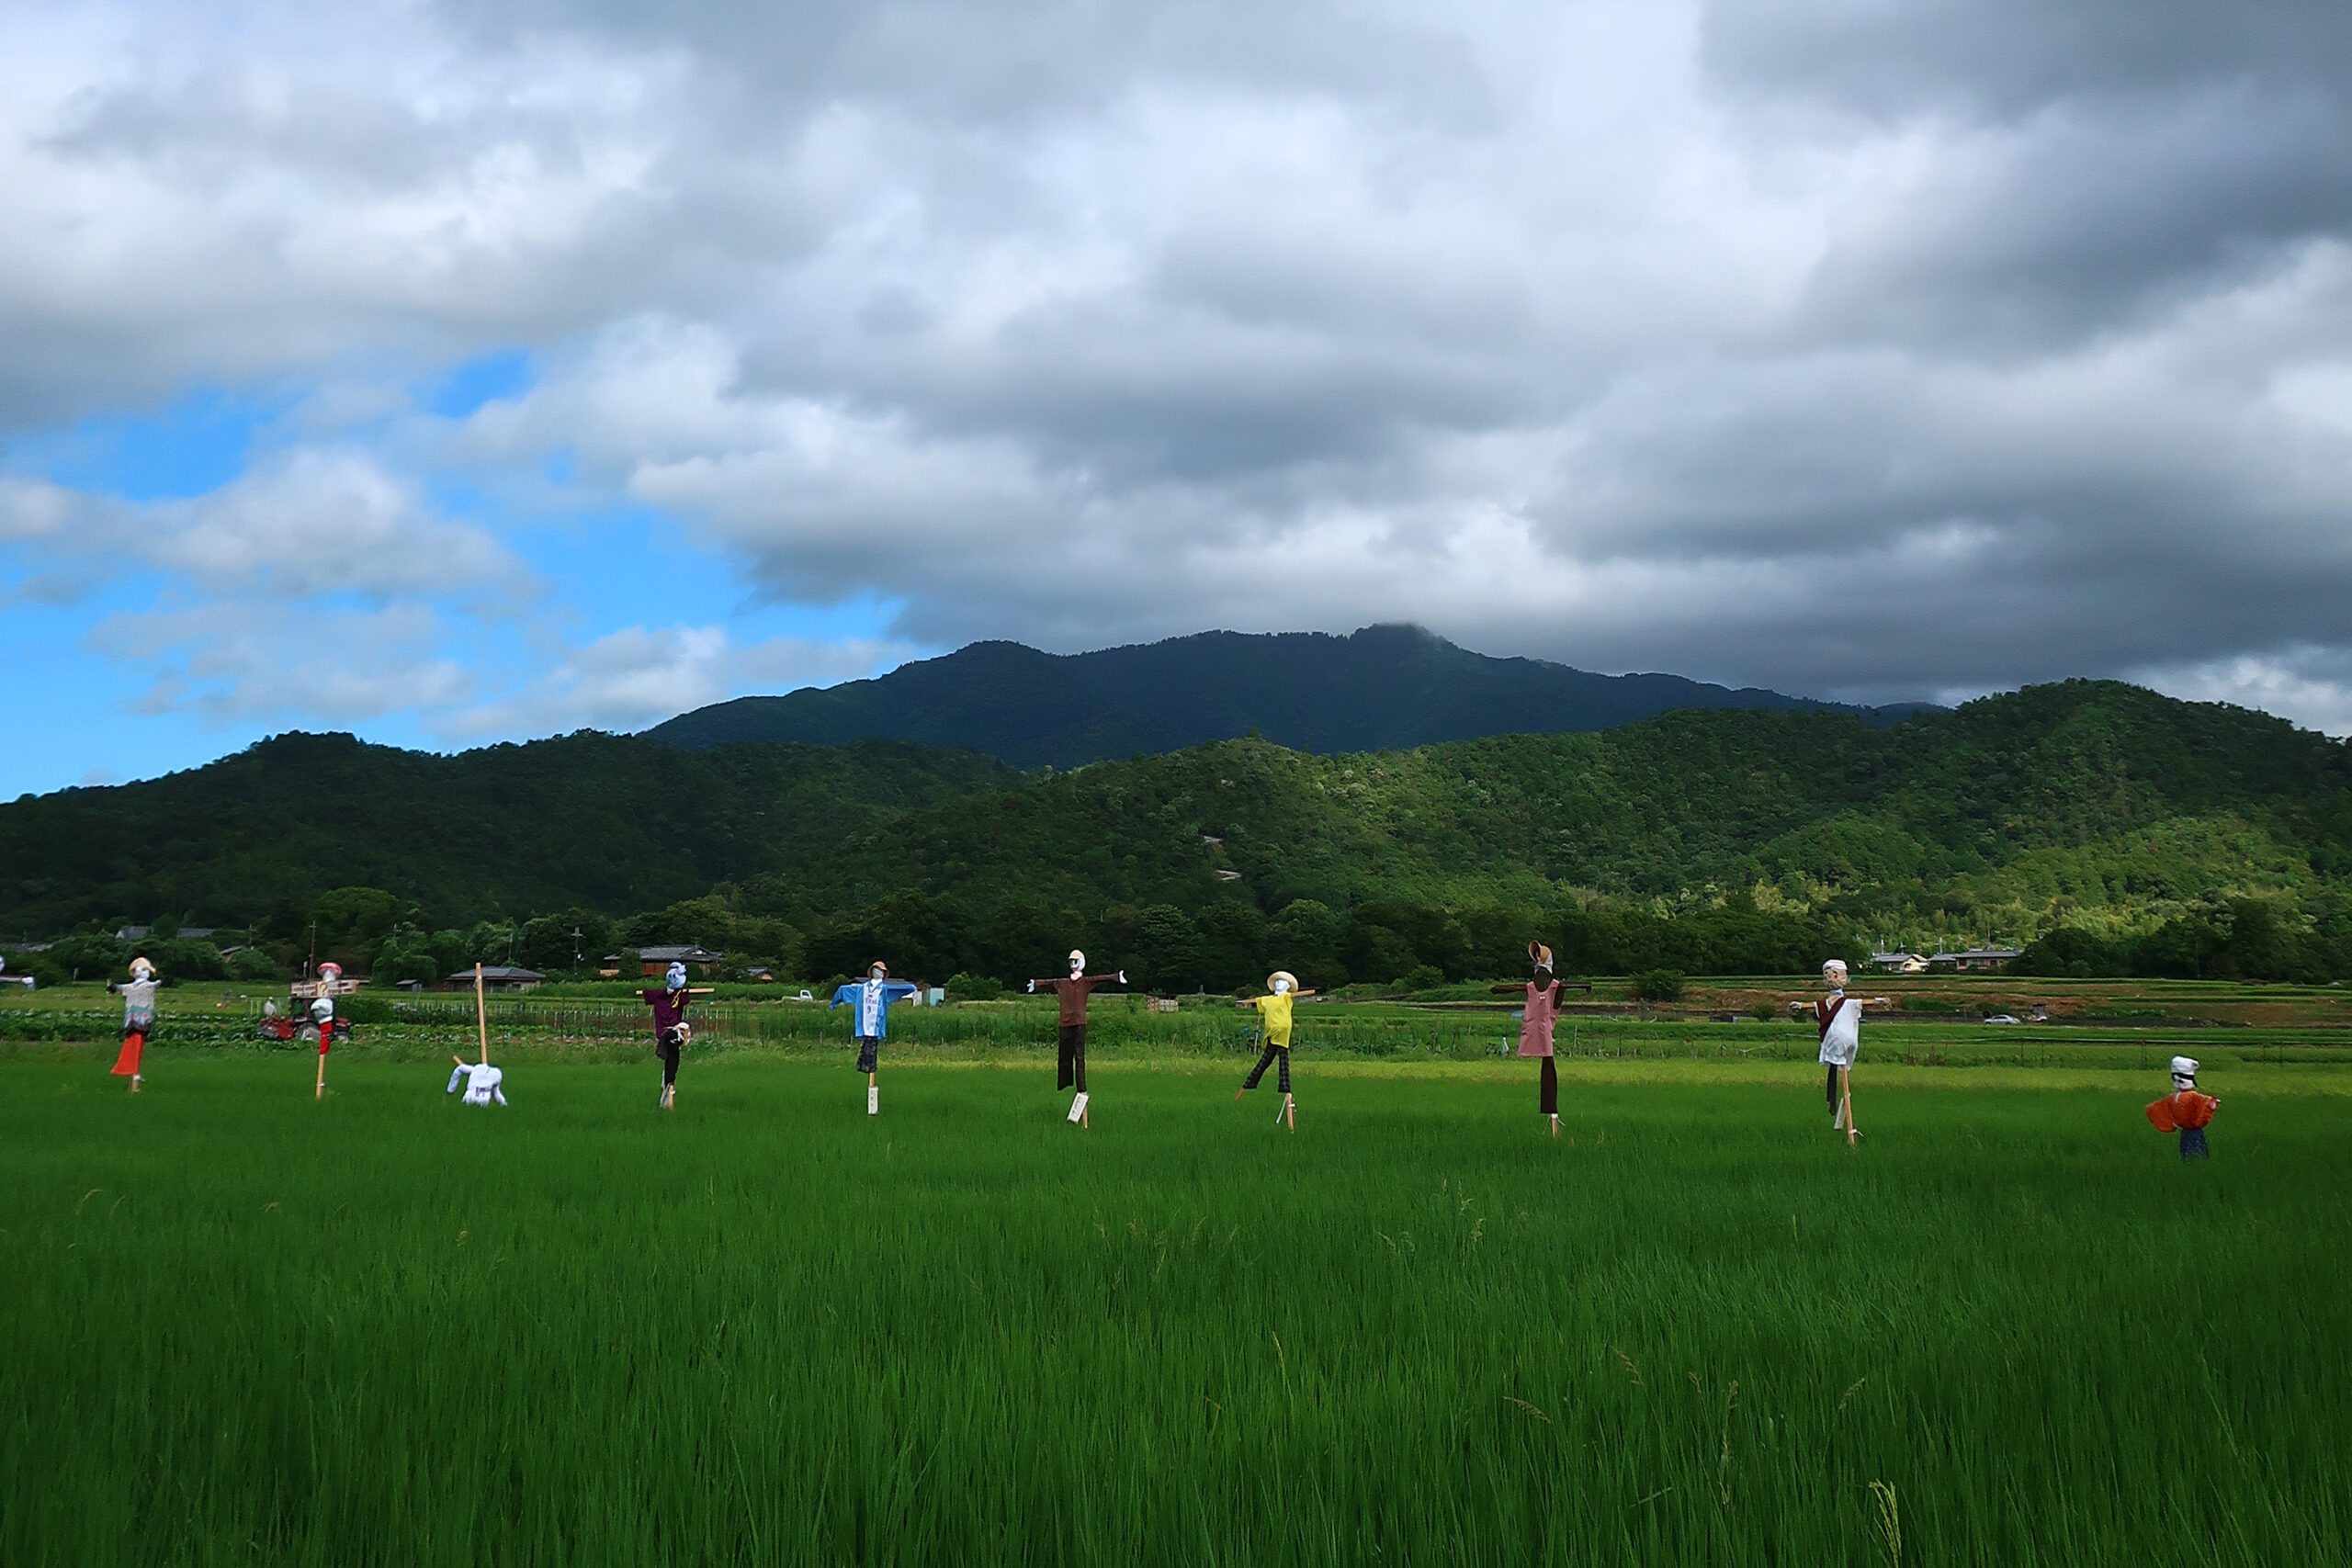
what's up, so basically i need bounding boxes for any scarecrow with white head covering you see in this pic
[639,960,710,1110]
[107,955,159,1092]
[1028,950,1124,1128]
[2146,1055,2219,1159]
[1491,942,1568,1136]
[830,961,918,1114]
[1234,970,1317,1130]
[1816,958,1863,1145]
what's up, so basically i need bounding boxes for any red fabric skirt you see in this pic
[111,1030,145,1077]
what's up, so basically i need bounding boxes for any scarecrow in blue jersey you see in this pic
[831,961,920,1115]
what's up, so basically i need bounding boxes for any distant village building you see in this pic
[1871,951,1929,974]
[1926,948,2023,973]
[117,925,222,942]
[609,945,726,978]
[447,965,548,993]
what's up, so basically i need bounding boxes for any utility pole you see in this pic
[572,926,583,970]
[307,921,317,980]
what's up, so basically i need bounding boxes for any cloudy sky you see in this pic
[5,0,2351,796]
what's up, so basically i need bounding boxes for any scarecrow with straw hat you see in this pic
[1028,950,1124,1128]
[2147,1055,2219,1159]
[1234,970,1317,1129]
[107,955,159,1093]
[831,961,919,1115]
[1491,942,1567,1136]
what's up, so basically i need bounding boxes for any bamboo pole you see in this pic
[475,963,491,1065]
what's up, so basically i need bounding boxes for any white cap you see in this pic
[2170,1055,2199,1079]
[1822,958,1848,977]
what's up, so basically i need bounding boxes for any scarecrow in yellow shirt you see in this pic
[1233,970,1317,1130]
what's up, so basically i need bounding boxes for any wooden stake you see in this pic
[475,963,491,1065]
[315,1044,326,1100]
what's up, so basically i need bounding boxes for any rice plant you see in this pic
[3,1053,2346,1565]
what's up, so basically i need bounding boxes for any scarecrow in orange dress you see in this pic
[2146,1055,2219,1159]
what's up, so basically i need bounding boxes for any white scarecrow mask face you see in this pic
[1272,976,1293,995]
[1069,950,1085,976]
[1822,962,1848,987]
[869,964,887,982]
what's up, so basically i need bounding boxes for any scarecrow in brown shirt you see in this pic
[1028,949,1125,1128]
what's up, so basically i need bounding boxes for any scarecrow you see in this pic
[2146,1055,2219,1159]
[830,962,918,1114]
[1490,942,1566,1136]
[1816,958,1861,1145]
[1028,950,1124,1128]
[639,962,712,1109]
[108,955,159,1093]
[447,1058,508,1106]
[1233,970,1317,1130]
[309,962,351,1100]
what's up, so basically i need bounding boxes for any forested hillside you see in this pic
[6,681,2350,988]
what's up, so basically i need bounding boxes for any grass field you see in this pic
[5,1049,2347,1566]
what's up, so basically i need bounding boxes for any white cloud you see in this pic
[2134,648,2352,739]
[6,0,2352,755]
[88,601,477,725]
[440,624,913,737]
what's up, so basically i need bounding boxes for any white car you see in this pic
[1983,1013,2021,1025]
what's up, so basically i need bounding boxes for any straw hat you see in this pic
[1069,949,1086,968]
[868,959,888,976]
[1267,970,1298,992]
[1527,942,1553,971]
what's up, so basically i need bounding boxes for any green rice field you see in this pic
[4,1044,2347,1565]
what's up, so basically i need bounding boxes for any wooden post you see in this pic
[314,1041,326,1100]
[475,963,491,1065]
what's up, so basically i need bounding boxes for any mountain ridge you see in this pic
[5,682,2347,983]
[643,624,1939,765]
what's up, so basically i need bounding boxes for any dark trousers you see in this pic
[856,1036,880,1075]
[1826,1063,1840,1112]
[2180,1127,2210,1160]
[657,1026,684,1088]
[1243,1043,1291,1094]
[1057,1024,1087,1092]
[1539,1055,1557,1116]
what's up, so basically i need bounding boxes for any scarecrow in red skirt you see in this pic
[2147,1055,2219,1159]
[108,955,159,1092]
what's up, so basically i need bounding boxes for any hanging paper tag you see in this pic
[1068,1091,1089,1122]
